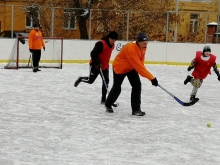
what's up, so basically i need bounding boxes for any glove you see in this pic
[29,49,33,53]
[187,66,193,71]
[218,76,220,81]
[151,77,158,86]
[97,63,102,69]
[43,47,45,51]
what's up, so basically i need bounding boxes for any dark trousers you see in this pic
[105,69,141,111]
[32,50,41,68]
[81,64,109,100]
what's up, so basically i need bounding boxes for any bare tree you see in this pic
[71,0,90,39]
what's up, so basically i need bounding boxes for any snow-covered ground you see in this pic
[0,64,220,165]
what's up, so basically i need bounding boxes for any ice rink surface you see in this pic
[0,64,220,165]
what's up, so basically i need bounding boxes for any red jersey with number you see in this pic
[192,51,216,79]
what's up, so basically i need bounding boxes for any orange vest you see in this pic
[28,29,45,50]
[113,42,154,81]
[192,51,216,79]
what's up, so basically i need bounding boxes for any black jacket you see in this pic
[90,35,114,65]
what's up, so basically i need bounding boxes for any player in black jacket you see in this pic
[74,31,118,104]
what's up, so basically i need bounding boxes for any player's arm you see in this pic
[41,33,45,50]
[187,59,196,71]
[213,63,220,81]
[28,31,34,52]
[90,41,103,66]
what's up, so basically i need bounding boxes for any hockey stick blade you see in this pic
[158,84,199,107]
[182,98,199,106]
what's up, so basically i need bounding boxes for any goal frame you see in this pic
[4,36,63,69]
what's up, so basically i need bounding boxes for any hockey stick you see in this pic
[99,68,119,107]
[158,84,199,106]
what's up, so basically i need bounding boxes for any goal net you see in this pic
[4,37,63,69]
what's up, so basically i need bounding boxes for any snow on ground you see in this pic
[0,64,220,165]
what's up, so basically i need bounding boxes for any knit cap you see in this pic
[108,31,118,40]
[203,45,211,53]
[137,32,148,41]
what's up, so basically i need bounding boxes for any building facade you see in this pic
[0,0,219,42]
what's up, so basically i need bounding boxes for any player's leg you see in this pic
[190,78,203,100]
[105,71,125,112]
[127,69,145,116]
[36,50,41,71]
[74,64,99,87]
[32,50,38,72]
[100,68,109,104]
[184,75,193,85]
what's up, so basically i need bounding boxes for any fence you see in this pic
[0,4,220,43]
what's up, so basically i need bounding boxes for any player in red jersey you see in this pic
[184,45,220,101]
[74,31,118,104]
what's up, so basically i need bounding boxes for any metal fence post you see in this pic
[126,10,129,41]
[11,5,14,38]
[216,13,219,43]
[174,0,178,42]
[89,9,92,40]
[204,12,208,43]
[51,7,54,37]
[166,12,169,42]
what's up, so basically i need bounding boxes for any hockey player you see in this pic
[184,45,220,101]
[29,23,45,72]
[74,31,118,104]
[105,32,158,116]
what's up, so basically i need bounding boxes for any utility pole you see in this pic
[174,0,178,42]
[50,0,54,37]
[216,0,220,43]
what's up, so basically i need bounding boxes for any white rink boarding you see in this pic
[1,38,220,65]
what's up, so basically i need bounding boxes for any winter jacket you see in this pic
[29,29,45,50]
[90,35,114,70]
[113,41,155,81]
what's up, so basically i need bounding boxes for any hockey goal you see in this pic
[4,37,63,69]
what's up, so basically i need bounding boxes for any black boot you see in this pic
[33,69,37,72]
[132,110,146,116]
[184,75,193,85]
[190,95,196,101]
[74,77,82,87]
[33,67,38,72]
[100,97,106,105]
[105,105,114,113]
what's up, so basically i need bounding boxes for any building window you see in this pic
[64,9,76,30]
[190,14,200,33]
[26,6,39,28]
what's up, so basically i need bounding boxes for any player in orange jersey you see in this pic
[105,32,158,116]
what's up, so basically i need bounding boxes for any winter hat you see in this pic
[203,45,211,53]
[137,32,148,42]
[108,31,118,40]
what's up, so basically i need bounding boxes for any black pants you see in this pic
[105,69,141,111]
[81,64,109,100]
[32,50,41,68]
